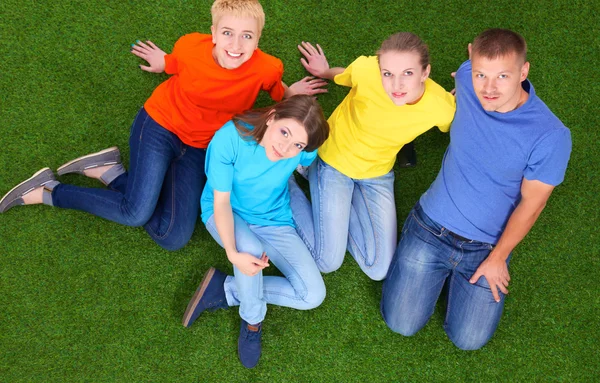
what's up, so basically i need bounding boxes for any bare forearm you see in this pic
[320,67,344,80]
[492,202,546,259]
[213,199,237,259]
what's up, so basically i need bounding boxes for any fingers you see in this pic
[139,65,153,72]
[469,271,481,284]
[308,79,328,87]
[491,285,501,303]
[300,41,318,55]
[316,43,324,55]
[300,58,311,71]
[309,88,328,95]
[450,71,456,78]
[298,44,310,58]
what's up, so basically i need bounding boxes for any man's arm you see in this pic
[470,178,555,302]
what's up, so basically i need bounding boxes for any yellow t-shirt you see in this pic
[319,55,456,179]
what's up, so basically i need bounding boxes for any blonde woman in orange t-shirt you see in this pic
[0,0,326,250]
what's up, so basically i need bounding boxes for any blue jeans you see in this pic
[205,214,326,325]
[381,202,508,350]
[289,158,397,281]
[52,108,206,251]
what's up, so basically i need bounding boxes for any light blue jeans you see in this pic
[381,202,508,350]
[205,214,326,325]
[289,158,397,281]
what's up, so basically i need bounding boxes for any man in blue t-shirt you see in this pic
[380,29,572,350]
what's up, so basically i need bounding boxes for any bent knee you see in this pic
[446,328,493,351]
[123,213,152,227]
[304,286,326,309]
[154,235,190,251]
[384,317,422,337]
[365,266,389,281]
[316,254,344,274]
[381,304,423,336]
[300,277,326,309]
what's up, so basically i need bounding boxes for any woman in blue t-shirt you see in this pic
[182,95,329,369]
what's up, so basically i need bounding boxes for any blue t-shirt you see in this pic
[420,60,572,244]
[201,121,317,227]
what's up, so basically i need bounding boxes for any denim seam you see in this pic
[252,230,309,302]
[411,212,443,238]
[315,159,325,264]
[351,182,378,269]
[147,161,177,241]
[292,215,316,256]
[443,271,455,331]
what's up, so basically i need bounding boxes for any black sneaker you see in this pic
[238,319,262,368]
[397,141,417,168]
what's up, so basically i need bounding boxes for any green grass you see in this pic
[1,0,599,381]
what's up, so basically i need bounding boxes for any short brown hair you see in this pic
[211,0,265,34]
[233,95,329,152]
[472,28,527,63]
[376,32,430,69]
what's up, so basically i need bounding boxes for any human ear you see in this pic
[422,64,431,81]
[520,62,530,81]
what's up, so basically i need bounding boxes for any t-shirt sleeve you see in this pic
[261,58,285,102]
[164,33,201,75]
[524,128,572,186]
[299,149,318,166]
[205,123,239,193]
[334,56,366,87]
[437,92,457,133]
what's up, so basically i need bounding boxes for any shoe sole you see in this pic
[182,267,216,327]
[0,167,53,207]
[57,147,119,175]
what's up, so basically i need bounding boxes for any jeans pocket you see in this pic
[410,209,443,238]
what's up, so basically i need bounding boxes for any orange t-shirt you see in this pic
[144,33,285,148]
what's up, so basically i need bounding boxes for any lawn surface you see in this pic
[1,0,598,381]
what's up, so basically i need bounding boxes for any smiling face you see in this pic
[379,50,430,106]
[211,15,260,69]
[471,52,530,113]
[260,117,308,161]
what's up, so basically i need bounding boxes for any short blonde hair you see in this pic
[211,0,265,34]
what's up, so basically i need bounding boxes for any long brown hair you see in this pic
[233,95,329,152]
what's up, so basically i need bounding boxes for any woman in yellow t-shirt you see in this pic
[289,32,456,280]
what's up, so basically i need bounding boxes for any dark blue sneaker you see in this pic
[238,320,262,368]
[182,267,228,327]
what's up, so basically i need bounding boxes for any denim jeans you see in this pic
[289,158,397,281]
[52,108,206,251]
[205,213,326,325]
[381,202,508,350]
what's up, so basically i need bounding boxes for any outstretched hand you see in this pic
[287,76,328,97]
[470,253,510,303]
[298,42,330,78]
[131,40,166,73]
[231,252,270,277]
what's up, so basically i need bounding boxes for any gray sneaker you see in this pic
[0,168,56,213]
[57,147,121,176]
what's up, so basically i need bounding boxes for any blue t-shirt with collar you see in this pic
[201,120,317,227]
[420,60,572,244]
